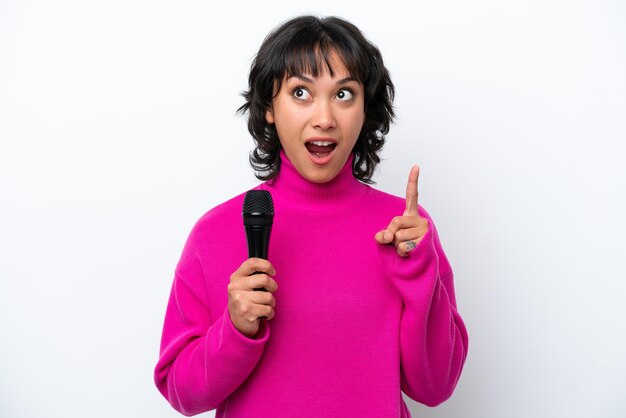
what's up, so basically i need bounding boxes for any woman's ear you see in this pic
[265,108,275,124]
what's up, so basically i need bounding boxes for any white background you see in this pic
[1,1,625,417]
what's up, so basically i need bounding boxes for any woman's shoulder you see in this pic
[186,190,249,238]
[199,192,246,222]
[363,183,435,222]
[188,183,270,237]
[364,183,404,203]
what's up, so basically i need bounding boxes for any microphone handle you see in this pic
[246,226,271,292]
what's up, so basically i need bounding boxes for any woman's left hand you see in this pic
[374,165,429,257]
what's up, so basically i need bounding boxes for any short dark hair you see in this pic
[237,15,395,183]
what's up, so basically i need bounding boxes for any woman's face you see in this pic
[265,52,365,183]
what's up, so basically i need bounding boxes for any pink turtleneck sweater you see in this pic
[154,152,468,417]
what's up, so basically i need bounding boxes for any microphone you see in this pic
[242,190,274,293]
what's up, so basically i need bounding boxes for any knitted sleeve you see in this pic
[153,229,270,416]
[391,207,469,407]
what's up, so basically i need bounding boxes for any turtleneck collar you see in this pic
[261,149,367,212]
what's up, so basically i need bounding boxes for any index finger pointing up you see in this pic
[404,165,420,217]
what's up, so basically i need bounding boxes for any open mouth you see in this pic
[305,140,337,159]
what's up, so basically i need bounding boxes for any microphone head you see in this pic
[243,190,274,227]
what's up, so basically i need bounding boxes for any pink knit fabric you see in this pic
[154,151,468,417]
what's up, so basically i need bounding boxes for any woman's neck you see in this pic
[262,150,366,211]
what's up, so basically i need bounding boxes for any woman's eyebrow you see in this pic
[287,74,359,85]
[286,74,314,83]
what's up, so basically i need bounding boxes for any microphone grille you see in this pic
[243,190,274,227]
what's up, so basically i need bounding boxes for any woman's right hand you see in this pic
[228,258,278,338]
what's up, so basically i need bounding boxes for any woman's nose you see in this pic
[311,101,336,130]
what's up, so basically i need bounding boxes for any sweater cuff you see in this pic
[221,305,270,346]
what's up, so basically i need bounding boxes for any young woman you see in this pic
[154,15,468,418]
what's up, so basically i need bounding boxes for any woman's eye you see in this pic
[293,88,311,100]
[336,89,354,101]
